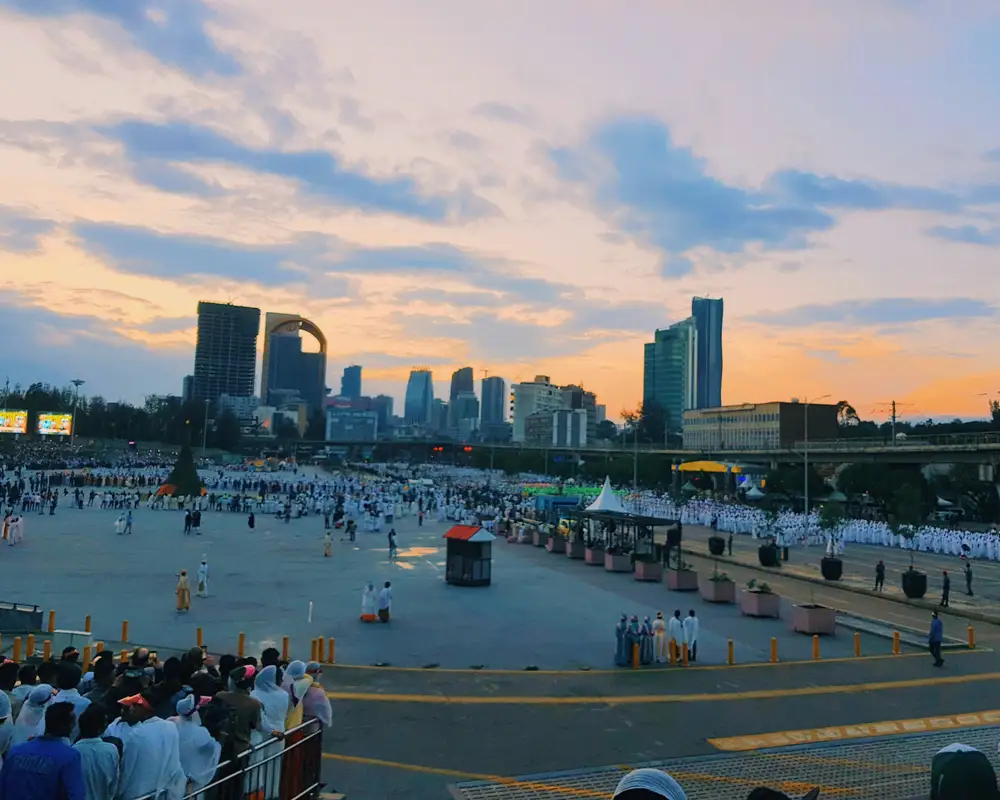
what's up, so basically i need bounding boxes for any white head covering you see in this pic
[12,684,53,746]
[250,665,289,736]
[613,768,687,799]
[176,694,198,717]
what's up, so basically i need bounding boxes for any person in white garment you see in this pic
[682,610,700,662]
[248,665,287,799]
[378,581,393,623]
[104,691,186,800]
[196,558,210,598]
[652,612,668,664]
[667,610,684,663]
[361,583,377,622]
[170,694,221,798]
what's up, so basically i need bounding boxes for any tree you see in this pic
[763,464,826,500]
[212,410,242,451]
[620,400,667,445]
[164,443,204,498]
[595,420,618,441]
[304,410,326,441]
[274,417,300,441]
[835,400,860,427]
[991,399,1000,431]
[889,483,925,569]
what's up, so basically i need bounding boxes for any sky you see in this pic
[1,0,999,422]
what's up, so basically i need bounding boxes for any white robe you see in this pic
[651,618,667,663]
[667,617,684,646]
[683,615,699,647]
[197,563,209,597]
[361,587,377,617]
[171,713,222,797]
[109,716,187,800]
[250,669,288,799]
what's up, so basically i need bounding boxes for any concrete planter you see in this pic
[532,529,549,547]
[584,547,605,565]
[739,590,781,618]
[698,576,736,603]
[667,569,699,591]
[790,604,837,635]
[604,552,633,573]
[546,536,566,554]
[634,560,663,582]
[517,526,532,544]
[565,540,586,559]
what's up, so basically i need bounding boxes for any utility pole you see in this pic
[632,424,639,490]
[871,401,911,445]
[70,379,85,447]
[202,399,210,457]
[802,394,831,551]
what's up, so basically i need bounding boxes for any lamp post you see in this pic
[70,379,85,447]
[201,399,210,457]
[802,394,831,548]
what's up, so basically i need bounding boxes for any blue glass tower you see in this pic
[691,297,723,408]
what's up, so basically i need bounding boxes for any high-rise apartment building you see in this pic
[691,297,724,408]
[480,376,506,425]
[404,368,434,425]
[643,319,698,436]
[510,375,563,442]
[260,312,327,413]
[449,367,474,426]
[192,302,261,405]
[341,365,362,399]
[560,384,597,444]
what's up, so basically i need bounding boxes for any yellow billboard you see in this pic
[0,410,28,434]
[37,412,73,436]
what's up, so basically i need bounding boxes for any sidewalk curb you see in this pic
[682,547,1000,627]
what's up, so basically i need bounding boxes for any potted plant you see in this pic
[891,484,928,599]
[634,552,663,582]
[604,545,632,573]
[739,579,781,618]
[790,601,837,635]
[698,565,736,603]
[817,502,844,581]
[565,524,586,559]
[667,559,698,591]
[757,509,781,566]
[708,533,726,556]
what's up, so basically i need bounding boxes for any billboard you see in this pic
[37,412,73,436]
[0,410,28,434]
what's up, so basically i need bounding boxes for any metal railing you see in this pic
[132,718,323,800]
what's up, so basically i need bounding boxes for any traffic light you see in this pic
[463,446,473,453]
[432,446,444,453]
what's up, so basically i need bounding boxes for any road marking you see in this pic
[325,668,1000,705]
[322,753,856,797]
[709,709,1000,751]
[319,646,987,675]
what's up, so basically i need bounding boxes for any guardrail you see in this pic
[131,718,323,800]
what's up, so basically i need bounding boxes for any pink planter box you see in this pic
[667,569,698,591]
[546,537,566,554]
[565,540,585,559]
[532,530,548,547]
[604,553,633,573]
[698,576,736,603]
[739,590,781,618]
[790,604,836,635]
[634,561,663,582]
[585,548,605,565]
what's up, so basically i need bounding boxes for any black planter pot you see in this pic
[820,557,843,581]
[758,544,780,567]
[708,535,726,556]
[902,569,928,599]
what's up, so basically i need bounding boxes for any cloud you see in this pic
[0,208,55,253]
[338,98,375,133]
[400,313,588,361]
[749,298,997,327]
[98,120,496,222]
[0,0,240,78]
[986,148,1000,162]
[396,288,503,308]
[926,224,1000,246]
[139,316,195,334]
[447,130,485,151]
[472,102,534,127]
[551,115,989,271]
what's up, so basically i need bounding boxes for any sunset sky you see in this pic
[1,0,998,422]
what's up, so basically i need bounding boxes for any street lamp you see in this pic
[202,399,210,457]
[70,379,85,447]
[803,394,831,544]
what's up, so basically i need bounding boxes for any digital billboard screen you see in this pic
[37,412,73,436]
[0,410,28,434]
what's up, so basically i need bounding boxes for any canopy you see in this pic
[936,496,954,508]
[826,490,847,502]
[585,477,626,513]
[443,524,496,543]
[745,486,766,500]
[676,460,743,474]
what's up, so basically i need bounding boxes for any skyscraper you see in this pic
[691,297,724,408]
[449,367,474,426]
[643,319,697,436]
[341,365,362,399]
[260,312,327,413]
[192,302,261,405]
[480,376,506,425]
[404,368,434,425]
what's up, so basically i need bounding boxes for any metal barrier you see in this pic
[132,718,324,800]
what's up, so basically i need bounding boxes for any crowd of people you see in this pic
[0,643,332,799]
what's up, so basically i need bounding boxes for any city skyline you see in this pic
[1,2,999,420]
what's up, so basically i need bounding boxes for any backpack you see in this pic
[199,697,238,755]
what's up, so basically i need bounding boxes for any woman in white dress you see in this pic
[248,665,288,799]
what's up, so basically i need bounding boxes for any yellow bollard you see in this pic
[328,637,336,663]
[196,628,203,648]
[854,632,861,657]
[26,634,35,658]
[96,641,104,654]
[631,642,639,669]
[237,632,246,658]
[770,637,778,663]
[12,637,21,663]
[43,640,51,661]
[282,636,289,662]
[969,626,976,649]
[84,615,92,634]
[121,620,129,642]
[812,634,820,660]
[47,610,56,634]
[892,631,901,655]
[310,638,319,662]
[681,642,689,667]
[120,649,128,664]
[668,639,676,665]
[727,639,734,665]
[82,645,91,666]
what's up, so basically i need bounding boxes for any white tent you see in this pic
[936,496,954,508]
[745,486,766,500]
[586,477,626,513]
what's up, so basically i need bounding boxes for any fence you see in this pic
[132,718,324,800]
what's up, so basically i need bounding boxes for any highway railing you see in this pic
[791,432,1000,451]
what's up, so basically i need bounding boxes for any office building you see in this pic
[404,368,434,425]
[372,395,394,433]
[341,365,362,399]
[523,410,555,446]
[691,297,724,408]
[431,398,449,432]
[682,400,839,451]
[643,319,697,436]
[510,375,564,442]
[560,384,597,443]
[452,391,480,440]
[192,302,260,405]
[181,375,194,404]
[596,404,607,424]
[326,407,378,442]
[260,313,327,413]
[553,408,588,447]
[449,367,474,426]
[217,394,260,424]
[480,376,506,425]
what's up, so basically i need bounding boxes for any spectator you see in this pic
[0,702,85,800]
[153,657,186,719]
[10,665,36,705]
[930,743,999,799]
[36,660,58,689]
[302,662,333,728]
[282,661,312,729]
[74,704,119,800]
[84,657,116,707]
[214,665,265,760]
[0,660,22,721]
[171,694,222,796]
[51,663,91,741]
[0,691,12,763]
[181,647,221,698]
[613,767,687,798]
[11,683,54,748]
[105,690,186,800]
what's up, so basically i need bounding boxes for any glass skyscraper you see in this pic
[691,297,723,408]
[193,302,260,405]
[404,368,434,425]
[642,319,698,435]
[341,365,362,399]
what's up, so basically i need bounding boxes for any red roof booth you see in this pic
[443,525,496,586]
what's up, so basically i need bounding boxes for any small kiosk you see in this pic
[443,524,495,587]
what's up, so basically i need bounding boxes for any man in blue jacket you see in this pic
[929,611,945,667]
[0,702,85,800]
